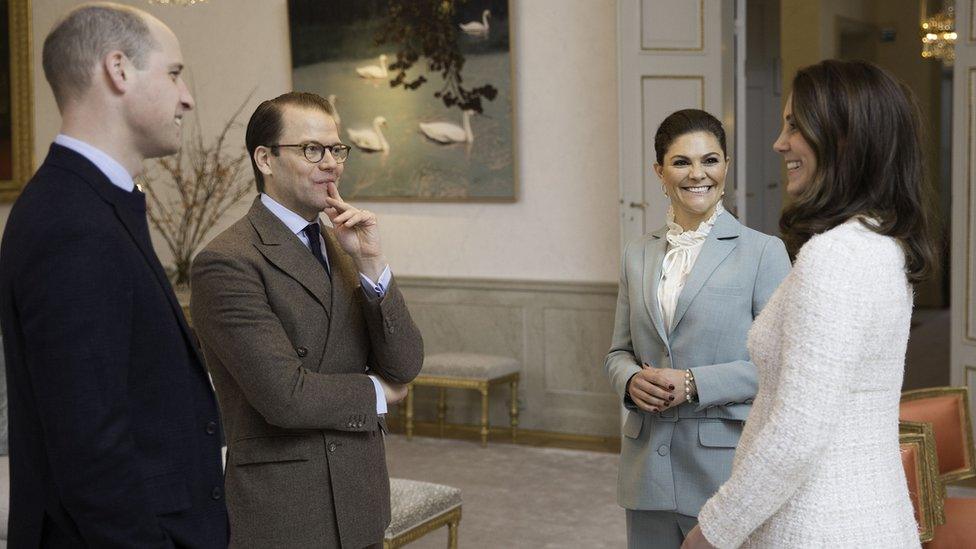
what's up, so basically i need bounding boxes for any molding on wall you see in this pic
[397,275,622,437]
[397,276,617,296]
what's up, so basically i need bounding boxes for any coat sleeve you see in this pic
[696,235,860,548]
[604,239,642,408]
[190,248,403,431]
[16,228,172,548]
[690,236,791,409]
[358,276,424,384]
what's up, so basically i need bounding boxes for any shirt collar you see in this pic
[54,134,135,192]
[260,193,316,236]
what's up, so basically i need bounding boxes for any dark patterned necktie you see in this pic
[302,223,331,279]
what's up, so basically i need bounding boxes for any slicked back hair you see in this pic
[244,92,336,193]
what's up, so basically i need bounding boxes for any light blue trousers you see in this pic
[626,510,699,549]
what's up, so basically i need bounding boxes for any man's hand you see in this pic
[681,525,717,549]
[627,363,685,412]
[323,182,385,280]
[377,376,408,405]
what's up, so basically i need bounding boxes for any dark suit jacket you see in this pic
[189,197,424,549]
[0,144,228,548]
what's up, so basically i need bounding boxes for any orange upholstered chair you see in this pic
[899,421,945,543]
[900,387,976,548]
[900,387,975,483]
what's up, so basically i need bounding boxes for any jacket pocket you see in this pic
[622,410,643,439]
[144,471,191,515]
[698,419,743,448]
[231,435,313,466]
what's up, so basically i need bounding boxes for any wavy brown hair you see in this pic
[780,59,936,284]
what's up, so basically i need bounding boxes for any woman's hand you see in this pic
[681,525,717,549]
[627,363,685,412]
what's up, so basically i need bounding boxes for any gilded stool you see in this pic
[384,478,462,549]
[405,353,520,447]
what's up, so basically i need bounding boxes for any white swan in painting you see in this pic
[326,94,341,127]
[356,54,388,79]
[459,10,490,35]
[347,116,389,152]
[419,110,474,144]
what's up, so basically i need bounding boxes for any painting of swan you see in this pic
[287,0,513,200]
[347,116,389,153]
[326,94,341,127]
[459,9,490,35]
[419,110,475,144]
[355,54,388,79]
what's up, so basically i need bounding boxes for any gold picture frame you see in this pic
[1,0,34,202]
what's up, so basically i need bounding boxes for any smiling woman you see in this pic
[604,110,792,549]
[0,0,33,202]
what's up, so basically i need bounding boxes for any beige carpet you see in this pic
[385,435,626,548]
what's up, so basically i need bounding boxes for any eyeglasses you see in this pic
[269,142,351,164]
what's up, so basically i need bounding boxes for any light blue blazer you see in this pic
[604,210,791,516]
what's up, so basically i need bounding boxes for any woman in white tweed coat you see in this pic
[682,60,937,549]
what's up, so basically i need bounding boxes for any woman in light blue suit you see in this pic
[605,110,791,548]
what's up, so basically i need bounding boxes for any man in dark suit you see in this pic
[189,92,424,548]
[0,4,228,547]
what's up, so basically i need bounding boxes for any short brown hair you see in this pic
[244,92,336,193]
[42,2,158,110]
[780,59,936,284]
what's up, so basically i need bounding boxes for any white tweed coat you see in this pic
[697,219,920,548]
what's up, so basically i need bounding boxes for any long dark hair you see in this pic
[780,59,936,284]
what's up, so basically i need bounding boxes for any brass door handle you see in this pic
[629,201,648,209]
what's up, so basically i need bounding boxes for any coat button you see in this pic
[205,421,217,435]
[297,346,308,357]
[328,442,337,453]
[211,487,222,500]
[657,445,669,456]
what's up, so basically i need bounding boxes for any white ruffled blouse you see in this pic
[657,203,724,332]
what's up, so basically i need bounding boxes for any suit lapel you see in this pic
[248,198,333,316]
[50,145,205,365]
[642,227,670,345]
[669,211,740,334]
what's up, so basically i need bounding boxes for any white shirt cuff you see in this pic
[368,375,388,415]
[359,265,392,298]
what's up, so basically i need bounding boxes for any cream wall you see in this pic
[13,0,621,284]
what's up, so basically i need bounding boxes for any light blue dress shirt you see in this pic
[259,193,392,415]
[54,134,135,192]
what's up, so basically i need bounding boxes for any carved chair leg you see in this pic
[406,384,415,440]
[448,518,459,549]
[437,387,447,438]
[510,378,519,443]
[480,384,490,447]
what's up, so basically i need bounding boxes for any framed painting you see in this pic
[1,0,33,203]
[287,0,516,202]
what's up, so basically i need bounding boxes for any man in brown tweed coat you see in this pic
[190,92,424,548]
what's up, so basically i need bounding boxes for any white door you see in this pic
[617,0,733,247]
[951,0,976,408]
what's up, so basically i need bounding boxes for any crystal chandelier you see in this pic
[148,0,207,5]
[921,1,956,65]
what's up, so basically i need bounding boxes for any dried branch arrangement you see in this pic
[137,97,254,286]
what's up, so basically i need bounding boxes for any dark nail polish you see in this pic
[669,385,675,390]
[669,395,675,401]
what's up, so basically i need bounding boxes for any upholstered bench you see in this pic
[384,478,462,549]
[405,353,520,447]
